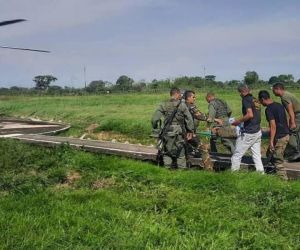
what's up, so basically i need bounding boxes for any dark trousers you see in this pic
[210,135,235,154]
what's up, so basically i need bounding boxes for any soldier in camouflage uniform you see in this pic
[206,92,235,154]
[184,90,213,170]
[151,88,194,169]
[273,83,300,162]
[259,90,290,179]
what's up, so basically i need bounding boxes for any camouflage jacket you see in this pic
[151,98,194,134]
[207,98,231,126]
[186,103,207,132]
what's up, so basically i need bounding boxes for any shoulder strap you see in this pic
[159,99,182,139]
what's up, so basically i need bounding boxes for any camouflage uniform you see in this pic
[267,135,289,180]
[151,98,194,168]
[207,98,235,153]
[281,91,300,155]
[186,103,213,170]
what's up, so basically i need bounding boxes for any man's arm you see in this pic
[183,103,195,139]
[269,119,276,150]
[151,104,163,129]
[286,103,296,129]
[231,108,253,126]
[207,103,216,122]
[194,110,207,121]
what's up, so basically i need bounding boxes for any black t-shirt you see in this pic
[242,94,261,133]
[265,102,289,139]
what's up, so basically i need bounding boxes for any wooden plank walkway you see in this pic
[12,134,300,180]
[0,117,70,136]
[13,134,157,161]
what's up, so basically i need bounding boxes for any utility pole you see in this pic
[203,66,206,87]
[84,66,87,89]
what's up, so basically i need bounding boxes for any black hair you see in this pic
[184,90,195,100]
[170,87,180,96]
[272,82,284,90]
[258,90,270,100]
[206,92,215,98]
[237,84,249,92]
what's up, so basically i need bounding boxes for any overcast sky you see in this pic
[0,0,300,88]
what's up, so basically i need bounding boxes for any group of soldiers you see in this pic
[151,83,300,179]
[151,87,234,170]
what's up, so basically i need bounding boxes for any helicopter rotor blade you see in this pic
[0,45,50,53]
[0,19,27,27]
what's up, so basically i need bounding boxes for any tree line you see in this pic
[1,71,299,95]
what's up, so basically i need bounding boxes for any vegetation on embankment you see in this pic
[0,139,299,249]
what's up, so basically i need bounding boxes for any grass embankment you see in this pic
[0,139,300,249]
[1,90,299,143]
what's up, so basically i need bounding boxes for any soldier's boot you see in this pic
[185,154,192,168]
[210,136,218,153]
[276,163,288,180]
[199,143,214,171]
[163,155,173,169]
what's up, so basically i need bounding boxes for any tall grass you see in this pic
[0,139,299,249]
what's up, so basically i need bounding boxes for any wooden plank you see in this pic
[0,117,70,136]
[11,134,300,179]
[13,134,157,161]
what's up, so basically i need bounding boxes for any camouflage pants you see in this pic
[267,135,289,180]
[187,135,213,170]
[288,113,300,153]
[163,134,187,169]
[211,126,236,154]
[210,136,236,154]
[163,147,186,169]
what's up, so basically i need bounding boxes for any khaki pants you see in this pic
[188,135,213,170]
[267,135,289,179]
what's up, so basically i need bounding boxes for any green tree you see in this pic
[244,71,259,85]
[116,75,134,90]
[226,80,241,87]
[268,76,279,85]
[86,80,106,93]
[33,75,57,91]
[48,85,63,95]
[205,75,216,82]
[278,74,295,85]
[132,81,146,92]
[174,76,190,87]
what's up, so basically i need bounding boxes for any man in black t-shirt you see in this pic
[231,85,264,172]
[259,90,289,179]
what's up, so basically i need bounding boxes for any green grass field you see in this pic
[0,90,300,249]
[1,89,299,142]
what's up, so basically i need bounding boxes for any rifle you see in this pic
[156,99,182,165]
